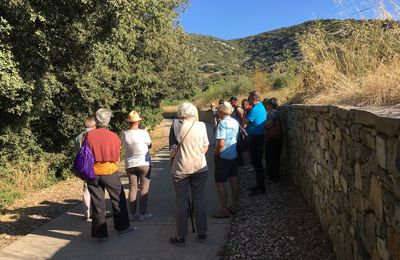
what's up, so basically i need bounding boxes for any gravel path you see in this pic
[221,164,335,259]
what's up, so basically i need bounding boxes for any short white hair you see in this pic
[95,108,112,127]
[177,102,198,120]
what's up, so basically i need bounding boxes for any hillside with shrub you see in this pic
[190,19,400,106]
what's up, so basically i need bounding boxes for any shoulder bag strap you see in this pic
[176,121,195,149]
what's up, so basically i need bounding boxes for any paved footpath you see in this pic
[0,124,230,260]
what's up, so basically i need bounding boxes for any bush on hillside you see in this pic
[197,76,253,105]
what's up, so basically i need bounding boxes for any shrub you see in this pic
[197,75,254,105]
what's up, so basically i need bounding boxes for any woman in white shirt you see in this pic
[123,110,153,221]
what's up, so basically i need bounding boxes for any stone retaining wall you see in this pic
[279,105,400,260]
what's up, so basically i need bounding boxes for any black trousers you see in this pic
[87,172,130,238]
[265,138,283,182]
[249,135,265,190]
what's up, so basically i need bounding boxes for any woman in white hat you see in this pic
[122,110,153,222]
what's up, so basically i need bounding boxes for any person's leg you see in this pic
[173,175,189,238]
[229,176,238,209]
[190,171,208,236]
[265,141,273,180]
[87,176,108,238]
[127,168,138,217]
[138,165,151,215]
[215,182,228,211]
[82,181,91,219]
[102,173,130,232]
[228,158,239,212]
[251,135,265,191]
[214,157,230,217]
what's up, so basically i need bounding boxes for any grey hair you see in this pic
[177,102,198,120]
[95,108,112,128]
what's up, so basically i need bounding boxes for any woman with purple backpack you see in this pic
[86,108,134,244]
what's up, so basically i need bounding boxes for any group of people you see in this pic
[75,109,153,244]
[74,90,283,246]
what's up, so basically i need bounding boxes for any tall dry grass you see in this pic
[297,20,400,106]
[0,153,66,208]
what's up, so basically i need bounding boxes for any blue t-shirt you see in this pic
[215,116,239,160]
[245,102,267,136]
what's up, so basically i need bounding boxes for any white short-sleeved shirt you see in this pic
[123,129,152,169]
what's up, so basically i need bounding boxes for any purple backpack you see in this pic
[74,133,96,181]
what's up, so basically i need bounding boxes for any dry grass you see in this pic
[297,20,400,106]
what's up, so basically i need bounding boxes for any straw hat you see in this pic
[218,101,234,115]
[126,110,142,123]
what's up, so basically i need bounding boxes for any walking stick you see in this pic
[188,199,196,233]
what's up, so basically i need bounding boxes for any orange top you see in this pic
[94,162,118,175]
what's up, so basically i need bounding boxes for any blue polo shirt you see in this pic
[215,116,239,160]
[245,102,267,136]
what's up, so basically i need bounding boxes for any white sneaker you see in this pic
[139,213,153,222]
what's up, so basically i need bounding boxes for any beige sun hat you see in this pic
[126,110,142,123]
[218,101,234,115]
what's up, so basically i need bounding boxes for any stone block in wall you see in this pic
[337,107,349,121]
[317,120,325,134]
[324,119,331,130]
[359,211,378,256]
[387,227,400,260]
[352,191,370,212]
[375,117,400,137]
[351,124,361,142]
[377,237,389,260]
[360,128,376,150]
[309,118,316,131]
[355,163,362,191]
[333,169,340,190]
[376,136,387,169]
[386,137,400,175]
[340,174,348,194]
[320,134,327,150]
[356,143,373,164]
[364,127,378,137]
[354,109,377,127]
[332,140,341,157]
[383,190,400,232]
[369,175,383,221]
[353,237,370,260]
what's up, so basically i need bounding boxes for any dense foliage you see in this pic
[0,0,199,205]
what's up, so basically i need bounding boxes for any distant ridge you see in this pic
[188,19,372,79]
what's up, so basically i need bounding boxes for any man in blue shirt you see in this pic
[242,91,267,195]
[213,102,240,218]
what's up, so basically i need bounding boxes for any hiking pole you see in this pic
[188,199,196,233]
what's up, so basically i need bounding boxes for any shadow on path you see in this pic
[0,125,230,260]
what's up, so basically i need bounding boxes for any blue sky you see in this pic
[179,0,393,39]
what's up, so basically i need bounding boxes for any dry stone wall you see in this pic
[279,105,400,260]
